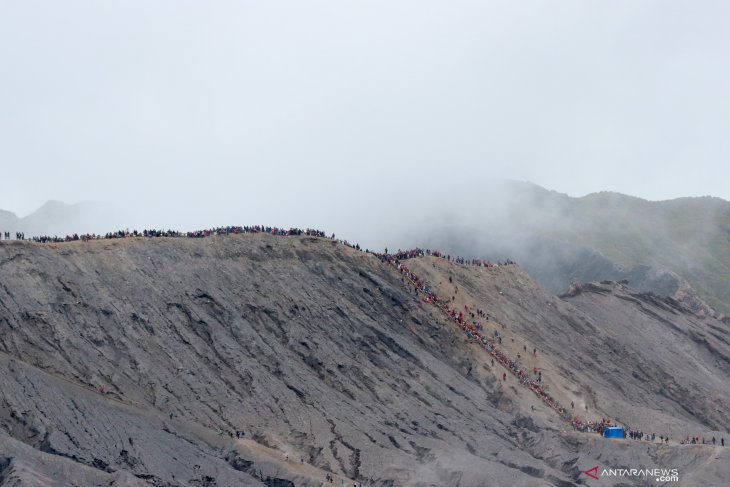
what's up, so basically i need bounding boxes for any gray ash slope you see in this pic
[0,235,728,486]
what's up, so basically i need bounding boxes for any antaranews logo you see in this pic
[583,465,679,482]
[584,466,599,480]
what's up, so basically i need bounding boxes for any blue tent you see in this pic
[604,426,625,438]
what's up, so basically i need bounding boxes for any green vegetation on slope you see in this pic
[539,191,730,313]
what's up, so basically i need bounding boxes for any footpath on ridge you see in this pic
[380,249,621,438]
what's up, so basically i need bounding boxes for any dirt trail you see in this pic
[398,256,611,424]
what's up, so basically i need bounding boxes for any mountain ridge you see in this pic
[402,181,730,314]
[4,187,730,312]
[0,233,728,486]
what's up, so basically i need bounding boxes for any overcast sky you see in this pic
[1,1,729,227]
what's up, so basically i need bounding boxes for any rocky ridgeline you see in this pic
[0,234,729,486]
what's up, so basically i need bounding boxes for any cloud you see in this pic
[1,1,729,219]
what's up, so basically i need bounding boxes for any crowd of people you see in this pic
[627,429,650,441]
[384,247,516,267]
[0,226,331,243]
[681,436,725,446]
[3,227,509,271]
[379,249,725,447]
[380,251,584,422]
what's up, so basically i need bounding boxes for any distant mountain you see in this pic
[410,182,730,315]
[0,200,116,237]
[536,188,730,314]
[0,209,19,232]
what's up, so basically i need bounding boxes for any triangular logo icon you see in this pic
[584,466,600,480]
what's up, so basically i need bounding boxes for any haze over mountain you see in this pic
[6,180,729,316]
[3,1,730,219]
[0,201,117,239]
[404,182,730,315]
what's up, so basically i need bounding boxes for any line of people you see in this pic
[5,227,509,273]
[384,247,516,267]
[1,226,331,243]
[381,253,582,420]
[383,250,728,447]
[380,249,660,442]
[681,436,725,446]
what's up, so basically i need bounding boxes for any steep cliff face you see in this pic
[0,235,728,486]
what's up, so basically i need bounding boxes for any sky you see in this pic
[1,1,729,230]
